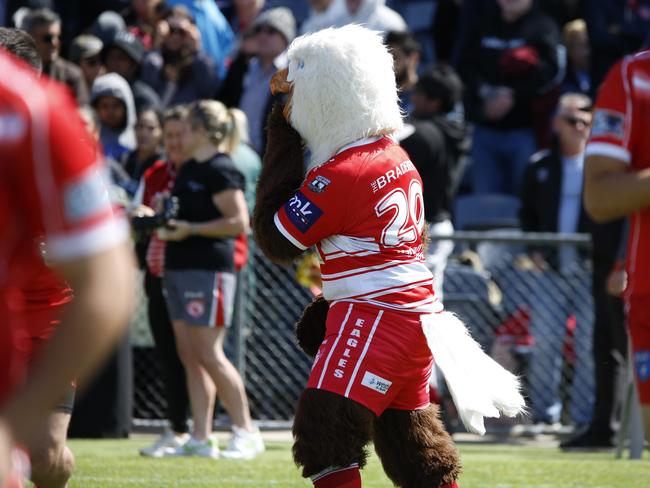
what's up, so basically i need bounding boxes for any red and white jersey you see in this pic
[0,51,128,400]
[585,50,650,297]
[275,136,441,313]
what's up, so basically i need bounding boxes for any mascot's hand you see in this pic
[295,295,329,358]
[264,102,302,160]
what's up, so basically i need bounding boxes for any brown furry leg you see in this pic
[373,405,461,487]
[295,295,329,358]
[293,389,375,478]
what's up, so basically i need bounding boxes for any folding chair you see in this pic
[453,193,521,231]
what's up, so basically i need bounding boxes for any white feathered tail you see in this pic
[421,311,526,435]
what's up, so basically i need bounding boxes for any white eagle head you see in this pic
[284,24,403,169]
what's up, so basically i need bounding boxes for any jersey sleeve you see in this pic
[37,85,129,261]
[274,167,348,250]
[585,59,633,164]
[206,156,245,194]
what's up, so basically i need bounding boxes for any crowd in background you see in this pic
[3,0,649,453]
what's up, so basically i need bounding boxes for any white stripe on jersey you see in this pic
[274,211,308,250]
[317,303,354,389]
[47,218,130,261]
[322,260,433,302]
[318,235,380,261]
[584,142,631,164]
[331,296,443,314]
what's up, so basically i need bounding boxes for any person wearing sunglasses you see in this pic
[22,7,89,105]
[518,92,596,429]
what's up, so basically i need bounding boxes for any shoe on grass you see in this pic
[170,435,220,458]
[560,429,614,450]
[220,426,265,460]
[139,431,190,458]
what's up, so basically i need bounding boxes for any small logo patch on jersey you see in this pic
[63,169,110,223]
[186,299,205,318]
[286,191,323,233]
[308,175,331,193]
[361,371,392,395]
[591,110,625,141]
[634,350,650,382]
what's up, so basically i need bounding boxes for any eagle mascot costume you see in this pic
[252,25,525,488]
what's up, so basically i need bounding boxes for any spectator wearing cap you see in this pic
[70,34,105,95]
[140,5,220,108]
[23,7,89,104]
[166,0,234,78]
[218,7,295,156]
[89,10,127,46]
[104,29,162,111]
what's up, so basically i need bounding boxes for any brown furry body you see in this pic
[252,103,306,264]
[253,103,462,487]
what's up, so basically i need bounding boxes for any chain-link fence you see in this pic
[132,231,596,431]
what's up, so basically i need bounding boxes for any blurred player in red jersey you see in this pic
[0,27,135,487]
[583,49,650,449]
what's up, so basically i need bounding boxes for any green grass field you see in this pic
[40,438,650,487]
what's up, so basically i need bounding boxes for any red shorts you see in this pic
[628,295,650,404]
[0,301,67,407]
[307,301,433,416]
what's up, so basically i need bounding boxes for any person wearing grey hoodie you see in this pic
[91,72,137,164]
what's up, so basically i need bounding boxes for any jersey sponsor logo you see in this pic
[361,371,392,394]
[186,298,205,318]
[591,110,625,141]
[0,112,26,141]
[285,191,323,233]
[634,350,650,382]
[308,175,331,193]
[370,160,416,193]
[63,169,110,223]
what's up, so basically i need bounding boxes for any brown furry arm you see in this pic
[252,102,306,264]
[295,295,329,358]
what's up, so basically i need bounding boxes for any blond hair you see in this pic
[563,19,587,46]
[188,100,247,155]
[557,92,592,113]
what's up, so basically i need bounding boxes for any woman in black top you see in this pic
[160,100,264,458]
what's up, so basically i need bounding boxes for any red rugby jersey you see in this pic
[0,51,127,402]
[585,50,650,297]
[275,136,441,313]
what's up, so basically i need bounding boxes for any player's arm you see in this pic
[583,154,650,222]
[252,102,306,263]
[2,242,135,445]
